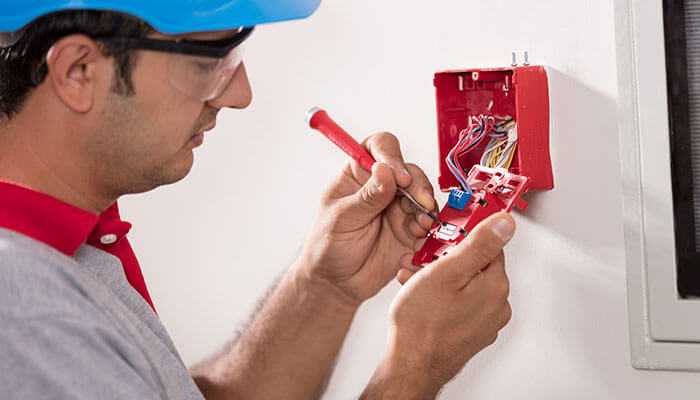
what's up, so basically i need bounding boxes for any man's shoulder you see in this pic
[0,230,166,398]
[0,228,100,318]
[0,226,74,264]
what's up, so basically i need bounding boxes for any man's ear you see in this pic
[45,34,108,114]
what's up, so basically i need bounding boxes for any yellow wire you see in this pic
[480,117,517,169]
[502,142,518,169]
[487,139,507,168]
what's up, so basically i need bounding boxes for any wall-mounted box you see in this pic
[434,67,554,192]
[413,66,554,265]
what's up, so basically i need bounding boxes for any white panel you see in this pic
[616,0,700,368]
[686,0,700,247]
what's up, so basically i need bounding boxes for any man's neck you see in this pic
[0,114,114,214]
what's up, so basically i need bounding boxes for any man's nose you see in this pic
[207,62,253,109]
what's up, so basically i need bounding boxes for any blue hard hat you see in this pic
[0,0,321,35]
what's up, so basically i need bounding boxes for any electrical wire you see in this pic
[480,117,517,169]
[445,114,518,193]
[445,115,492,193]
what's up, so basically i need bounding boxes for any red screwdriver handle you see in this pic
[307,108,376,172]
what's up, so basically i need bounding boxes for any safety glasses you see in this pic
[97,27,254,101]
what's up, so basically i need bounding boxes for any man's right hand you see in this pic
[362,212,515,399]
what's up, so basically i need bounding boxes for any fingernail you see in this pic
[371,175,384,192]
[373,162,387,172]
[388,165,411,180]
[417,213,431,225]
[422,188,434,203]
[371,164,386,190]
[491,216,515,242]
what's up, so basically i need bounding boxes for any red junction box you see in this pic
[412,66,553,266]
[434,66,553,192]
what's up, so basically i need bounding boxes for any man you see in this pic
[0,2,514,399]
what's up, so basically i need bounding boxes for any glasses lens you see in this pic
[167,45,245,102]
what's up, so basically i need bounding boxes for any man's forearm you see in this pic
[191,261,359,400]
[360,345,442,400]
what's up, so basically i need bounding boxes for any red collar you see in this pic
[0,180,155,310]
[0,181,130,255]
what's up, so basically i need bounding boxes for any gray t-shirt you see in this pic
[0,228,205,399]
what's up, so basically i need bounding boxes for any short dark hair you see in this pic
[0,10,154,120]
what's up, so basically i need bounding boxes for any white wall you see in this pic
[121,0,700,398]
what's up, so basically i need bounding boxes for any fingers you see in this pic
[498,302,513,330]
[332,162,398,228]
[396,268,416,285]
[416,213,436,231]
[351,132,412,188]
[321,164,363,204]
[396,253,422,284]
[462,252,511,338]
[469,254,512,330]
[397,164,438,235]
[400,252,421,271]
[402,164,437,216]
[332,132,436,231]
[431,212,516,288]
[400,197,436,231]
[474,251,509,298]
[404,215,429,238]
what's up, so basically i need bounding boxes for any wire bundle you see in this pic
[446,115,518,192]
[480,117,518,169]
[445,115,493,192]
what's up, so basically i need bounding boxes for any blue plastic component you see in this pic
[0,0,321,34]
[447,189,472,211]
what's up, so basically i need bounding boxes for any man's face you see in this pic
[88,30,252,196]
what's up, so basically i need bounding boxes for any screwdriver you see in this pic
[306,106,443,225]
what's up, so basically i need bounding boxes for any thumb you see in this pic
[337,162,397,225]
[431,212,516,288]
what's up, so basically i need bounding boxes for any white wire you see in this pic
[480,124,518,168]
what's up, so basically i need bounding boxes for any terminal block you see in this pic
[413,166,530,266]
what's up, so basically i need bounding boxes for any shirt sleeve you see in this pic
[0,314,162,400]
